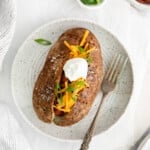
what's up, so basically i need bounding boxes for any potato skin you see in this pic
[33,28,103,126]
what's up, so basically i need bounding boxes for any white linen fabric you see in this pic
[0,103,31,150]
[0,0,16,71]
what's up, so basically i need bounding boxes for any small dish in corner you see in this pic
[129,0,150,14]
[76,0,106,10]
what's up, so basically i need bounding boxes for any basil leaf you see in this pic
[35,38,52,45]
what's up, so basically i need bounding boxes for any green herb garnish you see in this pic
[72,95,77,101]
[55,83,60,90]
[67,85,75,93]
[54,83,63,104]
[81,0,103,5]
[78,46,85,53]
[76,80,85,88]
[35,38,52,45]
[57,96,63,104]
[86,56,93,64]
[54,83,60,96]
[54,117,61,124]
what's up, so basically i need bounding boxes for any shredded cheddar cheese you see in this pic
[80,30,89,46]
[64,30,95,58]
[84,43,89,50]
[54,78,89,112]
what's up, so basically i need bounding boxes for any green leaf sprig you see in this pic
[78,46,85,53]
[81,0,103,5]
[34,38,52,46]
[54,83,63,105]
[86,56,93,64]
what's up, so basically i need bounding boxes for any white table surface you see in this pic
[0,0,150,150]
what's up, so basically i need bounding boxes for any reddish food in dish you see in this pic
[137,0,150,4]
[33,28,103,126]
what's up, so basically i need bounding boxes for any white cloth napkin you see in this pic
[0,0,16,71]
[0,103,31,150]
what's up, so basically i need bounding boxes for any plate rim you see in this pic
[11,17,135,142]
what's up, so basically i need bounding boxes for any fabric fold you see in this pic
[0,103,31,150]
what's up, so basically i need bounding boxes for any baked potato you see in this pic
[33,28,103,126]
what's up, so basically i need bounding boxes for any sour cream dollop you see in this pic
[63,58,88,82]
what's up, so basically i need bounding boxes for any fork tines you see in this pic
[105,54,128,83]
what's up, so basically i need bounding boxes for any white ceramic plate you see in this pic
[11,18,133,141]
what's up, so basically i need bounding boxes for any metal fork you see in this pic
[80,54,128,150]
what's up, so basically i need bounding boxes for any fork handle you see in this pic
[80,94,107,150]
